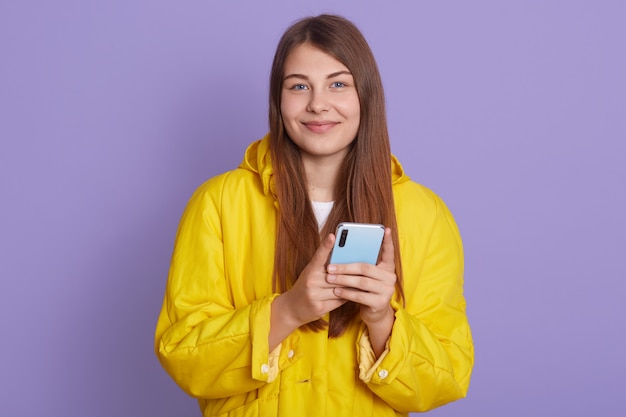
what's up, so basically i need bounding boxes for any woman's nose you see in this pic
[306,90,330,113]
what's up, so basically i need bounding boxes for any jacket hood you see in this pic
[239,134,276,196]
[239,133,410,197]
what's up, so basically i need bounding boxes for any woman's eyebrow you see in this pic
[283,73,308,81]
[327,70,352,79]
[283,70,352,82]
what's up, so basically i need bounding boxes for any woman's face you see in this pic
[281,43,360,165]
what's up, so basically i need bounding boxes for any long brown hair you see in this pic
[269,14,404,337]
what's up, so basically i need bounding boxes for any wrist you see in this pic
[363,306,394,357]
[362,305,394,328]
[269,293,301,351]
[272,293,303,330]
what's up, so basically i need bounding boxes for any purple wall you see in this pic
[1,1,624,416]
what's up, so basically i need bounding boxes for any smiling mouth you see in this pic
[303,121,338,133]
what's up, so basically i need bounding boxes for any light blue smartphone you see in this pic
[329,222,385,265]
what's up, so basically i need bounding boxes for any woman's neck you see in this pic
[302,156,341,202]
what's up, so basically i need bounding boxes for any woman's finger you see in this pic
[377,227,395,270]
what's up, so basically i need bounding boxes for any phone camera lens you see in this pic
[338,229,348,247]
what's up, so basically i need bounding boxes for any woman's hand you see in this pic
[287,233,349,324]
[270,233,346,349]
[326,227,397,356]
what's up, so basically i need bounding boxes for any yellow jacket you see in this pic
[155,135,473,416]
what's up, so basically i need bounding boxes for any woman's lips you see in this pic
[303,121,338,134]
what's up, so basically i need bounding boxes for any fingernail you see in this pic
[327,265,337,272]
[327,274,336,282]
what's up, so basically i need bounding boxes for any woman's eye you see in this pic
[291,84,308,90]
[331,81,346,88]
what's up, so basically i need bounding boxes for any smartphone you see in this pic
[329,222,385,265]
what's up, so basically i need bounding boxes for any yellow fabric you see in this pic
[155,134,474,416]
[358,330,391,382]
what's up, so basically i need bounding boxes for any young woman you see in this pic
[155,14,473,417]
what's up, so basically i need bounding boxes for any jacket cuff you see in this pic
[358,328,391,383]
[250,294,279,382]
[357,301,405,385]
[249,294,303,383]
[265,344,282,382]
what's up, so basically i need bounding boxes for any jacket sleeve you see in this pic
[357,188,474,412]
[154,175,277,399]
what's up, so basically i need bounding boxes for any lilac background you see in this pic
[1,1,624,416]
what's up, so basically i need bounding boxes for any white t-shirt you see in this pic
[311,201,334,231]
